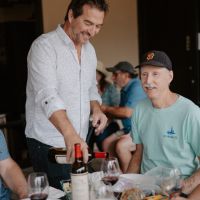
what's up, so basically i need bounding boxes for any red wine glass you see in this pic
[101,157,122,185]
[28,172,49,200]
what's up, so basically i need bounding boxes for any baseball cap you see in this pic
[136,50,172,70]
[106,61,135,75]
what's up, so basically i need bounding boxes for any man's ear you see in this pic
[169,70,174,83]
[68,9,74,23]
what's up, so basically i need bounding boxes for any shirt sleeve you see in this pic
[0,131,10,161]
[186,107,200,156]
[131,108,142,144]
[27,39,66,118]
[88,60,102,104]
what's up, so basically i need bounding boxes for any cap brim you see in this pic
[136,60,170,69]
[106,67,116,72]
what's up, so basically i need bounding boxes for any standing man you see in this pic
[127,50,200,198]
[26,0,108,189]
[99,61,146,172]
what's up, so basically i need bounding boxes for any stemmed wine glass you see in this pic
[28,172,49,200]
[101,157,122,185]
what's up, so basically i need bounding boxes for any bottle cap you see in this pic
[74,143,82,158]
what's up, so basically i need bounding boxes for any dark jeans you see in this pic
[95,121,120,151]
[26,138,71,190]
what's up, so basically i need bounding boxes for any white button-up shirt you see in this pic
[25,25,101,147]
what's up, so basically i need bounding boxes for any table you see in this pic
[22,186,65,200]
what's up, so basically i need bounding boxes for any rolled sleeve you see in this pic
[89,79,102,104]
[38,88,66,118]
[27,39,66,118]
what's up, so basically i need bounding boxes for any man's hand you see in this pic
[92,109,107,135]
[63,132,88,163]
[90,101,107,135]
[49,110,89,163]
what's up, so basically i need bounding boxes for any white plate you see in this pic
[22,186,65,200]
[119,173,157,185]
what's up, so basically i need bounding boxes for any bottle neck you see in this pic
[74,143,82,159]
[91,152,109,159]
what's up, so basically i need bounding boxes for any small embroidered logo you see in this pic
[146,52,155,61]
[164,127,177,139]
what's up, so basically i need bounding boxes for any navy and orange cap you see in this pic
[136,50,172,70]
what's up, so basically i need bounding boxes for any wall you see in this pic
[41,0,139,67]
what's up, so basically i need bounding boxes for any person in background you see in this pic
[0,130,27,199]
[25,0,108,189]
[100,61,146,172]
[127,50,200,197]
[95,61,121,151]
[96,60,120,107]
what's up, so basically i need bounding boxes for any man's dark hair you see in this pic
[64,0,109,21]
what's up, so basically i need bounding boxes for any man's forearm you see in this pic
[90,100,101,113]
[182,168,200,195]
[2,158,28,199]
[49,109,77,138]
[126,144,143,173]
[101,105,133,118]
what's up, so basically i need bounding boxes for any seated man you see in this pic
[127,50,200,198]
[0,130,27,199]
[99,61,146,172]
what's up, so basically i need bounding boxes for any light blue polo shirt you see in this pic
[131,96,200,177]
[0,131,11,199]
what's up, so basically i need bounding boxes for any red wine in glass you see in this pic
[102,176,119,185]
[30,193,48,200]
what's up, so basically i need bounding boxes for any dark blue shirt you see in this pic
[120,77,146,133]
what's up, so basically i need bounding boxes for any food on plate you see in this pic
[144,195,169,200]
[120,188,145,200]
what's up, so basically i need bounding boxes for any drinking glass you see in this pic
[101,157,122,185]
[90,180,116,200]
[160,168,181,196]
[28,172,49,200]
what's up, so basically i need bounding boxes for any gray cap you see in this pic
[136,50,172,70]
[107,61,135,75]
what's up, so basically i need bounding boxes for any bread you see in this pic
[120,188,144,200]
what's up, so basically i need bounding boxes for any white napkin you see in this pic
[22,186,65,200]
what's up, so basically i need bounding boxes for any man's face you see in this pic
[68,4,105,45]
[140,65,173,101]
[112,70,127,88]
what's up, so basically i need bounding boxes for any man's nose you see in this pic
[146,74,152,84]
[88,26,98,37]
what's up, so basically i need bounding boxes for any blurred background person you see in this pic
[96,60,120,107]
[100,61,146,172]
[94,61,120,151]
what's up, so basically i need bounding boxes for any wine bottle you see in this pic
[48,147,109,164]
[71,143,89,200]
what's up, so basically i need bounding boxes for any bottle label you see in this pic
[55,155,73,164]
[71,172,89,200]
